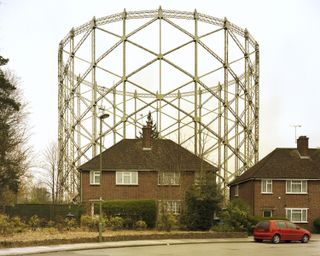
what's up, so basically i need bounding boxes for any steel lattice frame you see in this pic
[58,8,259,199]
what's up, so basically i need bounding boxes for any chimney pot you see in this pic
[297,136,309,156]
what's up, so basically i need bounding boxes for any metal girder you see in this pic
[58,8,259,201]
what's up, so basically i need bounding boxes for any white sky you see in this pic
[0,0,319,164]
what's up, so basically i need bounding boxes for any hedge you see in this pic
[100,200,156,228]
[4,204,84,222]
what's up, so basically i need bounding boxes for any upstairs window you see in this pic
[116,171,138,185]
[158,171,180,185]
[286,180,307,194]
[261,179,272,193]
[90,171,101,185]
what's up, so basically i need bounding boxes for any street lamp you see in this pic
[98,113,109,242]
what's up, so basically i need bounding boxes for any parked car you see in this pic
[253,220,311,244]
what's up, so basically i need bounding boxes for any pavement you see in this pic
[0,235,319,256]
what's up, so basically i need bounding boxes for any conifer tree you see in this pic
[0,56,29,206]
[138,111,159,139]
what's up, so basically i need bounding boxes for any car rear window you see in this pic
[256,221,269,229]
[276,221,286,228]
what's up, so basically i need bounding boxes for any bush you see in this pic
[181,172,223,231]
[313,218,320,233]
[123,217,134,229]
[10,216,26,233]
[157,212,177,232]
[64,218,77,231]
[80,215,99,231]
[47,220,55,228]
[0,214,10,235]
[28,215,40,231]
[108,216,124,230]
[102,200,156,228]
[219,199,250,232]
[135,220,147,230]
[211,223,235,232]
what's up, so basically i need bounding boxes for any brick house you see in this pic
[229,136,320,230]
[79,121,215,215]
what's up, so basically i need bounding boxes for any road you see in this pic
[37,241,320,256]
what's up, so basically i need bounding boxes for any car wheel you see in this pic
[254,239,262,242]
[272,234,281,244]
[301,234,309,243]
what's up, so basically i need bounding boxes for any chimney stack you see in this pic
[297,136,309,156]
[142,119,152,150]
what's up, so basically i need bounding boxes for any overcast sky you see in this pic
[0,0,319,163]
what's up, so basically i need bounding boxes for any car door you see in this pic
[286,222,300,241]
[275,221,289,240]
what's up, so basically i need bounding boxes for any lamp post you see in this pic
[98,113,109,242]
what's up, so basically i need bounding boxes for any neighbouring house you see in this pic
[229,136,320,230]
[79,119,216,215]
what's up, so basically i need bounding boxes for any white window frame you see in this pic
[90,171,101,185]
[158,171,180,185]
[286,180,307,194]
[261,179,272,194]
[159,200,181,215]
[234,185,239,196]
[286,208,308,223]
[116,171,138,185]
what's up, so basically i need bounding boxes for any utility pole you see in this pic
[98,112,109,242]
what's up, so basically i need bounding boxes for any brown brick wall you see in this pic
[231,180,320,230]
[81,170,195,202]
[230,180,255,215]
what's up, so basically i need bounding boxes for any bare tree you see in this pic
[41,142,60,204]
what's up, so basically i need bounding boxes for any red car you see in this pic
[253,220,311,243]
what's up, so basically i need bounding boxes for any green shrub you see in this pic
[219,199,250,232]
[10,216,26,233]
[80,215,99,231]
[0,214,11,235]
[123,217,134,229]
[64,218,77,231]
[47,220,55,228]
[135,220,147,230]
[157,212,177,232]
[108,216,124,230]
[313,218,320,233]
[102,200,156,228]
[211,223,235,232]
[28,215,40,231]
[181,172,223,231]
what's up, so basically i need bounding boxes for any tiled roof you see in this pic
[79,139,215,172]
[229,148,320,185]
